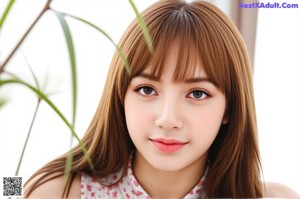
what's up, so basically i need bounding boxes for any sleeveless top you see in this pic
[81,157,208,199]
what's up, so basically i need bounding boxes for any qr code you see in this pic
[3,177,22,196]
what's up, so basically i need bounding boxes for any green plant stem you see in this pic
[1,78,95,172]
[128,0,153,53]
[15,98,41,176]
[54,11,77,137]
[0,0,16,31]
[62,12,131,75]
[0,0,52,74]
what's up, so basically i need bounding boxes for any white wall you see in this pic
[254,2,300,193]
[0,0,299,196]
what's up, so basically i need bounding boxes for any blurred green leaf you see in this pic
[128,0,153,53]
[54,11,77,127]
[3,71,20,79]
[0,78,95,172]
[41,67,50,94]
[61,12,132,75]
[0,0,16,31]
[64,150,73,180]
[54,11,78,176]
[0,97,8,108]
[22,53,41,91]
[15,55,42,176]
[16,99,41,176]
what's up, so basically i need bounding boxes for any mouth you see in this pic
[149,138,188,153]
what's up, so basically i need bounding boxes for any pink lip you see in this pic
[150,138,187,153]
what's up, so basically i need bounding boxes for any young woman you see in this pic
[24,0,299,198]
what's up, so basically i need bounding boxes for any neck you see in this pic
[132,152,207,199]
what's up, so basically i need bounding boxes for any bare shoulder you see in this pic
[23,173,81,199]
[264,182,300,198]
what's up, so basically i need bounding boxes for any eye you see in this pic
[135,86,157,97]
[187,90,209,100]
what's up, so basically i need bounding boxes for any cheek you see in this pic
[187,103,225,139]
[124,93,153,134]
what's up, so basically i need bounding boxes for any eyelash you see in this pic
[134,85,210,101]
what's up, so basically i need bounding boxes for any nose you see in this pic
[155,97,183,130]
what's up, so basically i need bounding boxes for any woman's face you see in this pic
[124,43,227,172]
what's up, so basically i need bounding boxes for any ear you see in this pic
[222,115,229,124]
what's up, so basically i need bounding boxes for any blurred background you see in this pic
[0,0,299,195]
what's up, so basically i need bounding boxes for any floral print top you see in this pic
[81,157,208,199]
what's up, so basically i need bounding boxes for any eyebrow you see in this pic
[136,73,214,84]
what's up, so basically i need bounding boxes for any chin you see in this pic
[147,155,190,172]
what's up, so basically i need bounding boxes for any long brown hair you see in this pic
[24,0,263,197]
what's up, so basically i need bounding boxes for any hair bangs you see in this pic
[128,2,205,84]
[128,2,230,96]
